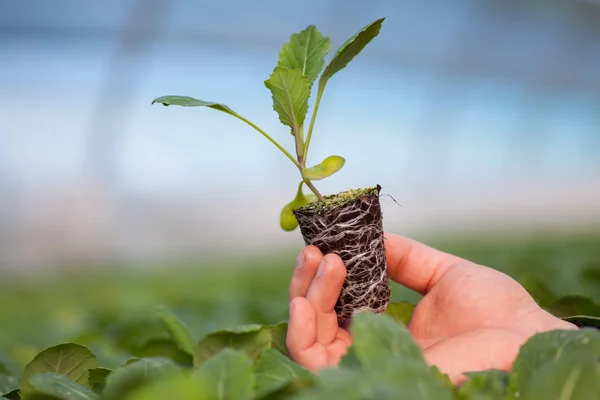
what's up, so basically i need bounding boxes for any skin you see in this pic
[286,232,578,385]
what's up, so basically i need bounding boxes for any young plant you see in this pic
[152,18,390,323]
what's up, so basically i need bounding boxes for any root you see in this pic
[294,186,390,324]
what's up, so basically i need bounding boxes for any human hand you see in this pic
[286,232,578,384]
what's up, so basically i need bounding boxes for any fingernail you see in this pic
[316,259,327,278]
[295,250,306,270]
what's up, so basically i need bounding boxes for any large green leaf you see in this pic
[318,18,384,91]
[20,343,97,398]
[193,349,254,400]
[151,96,238,116]
[561,315,600,328]
[456,370,509,400]
[548,295,600,318]
[0,374,18,397]
[264,67,310,136]
[156,306,196,357]
[194,324,273,367]
[520,352,600,400]
[280,182,316,231]
[123,374,207,400]
[508,328,600,395]
[29,373,98,400]
[278,25,331,85]
[253,349,313,398]
[101,357,181,400]
[302,156,345,181]
[384,301,415,326]
[350,312,425,370]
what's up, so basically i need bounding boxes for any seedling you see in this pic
[152,18,390,323]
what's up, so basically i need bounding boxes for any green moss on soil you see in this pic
[297,185,380,213]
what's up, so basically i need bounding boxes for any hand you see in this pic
[286,232,578,384]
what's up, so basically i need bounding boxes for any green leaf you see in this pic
[87,368,110,394]
[302,156,345,181]
[2,388,20,400]
[280,182,316,232]
[508,328,600,395]
[264,67,310,136]
[123,374,207,400]
[134,338,193,366]
[548,295,600,318]
[0,374,18,396]
[278,25,331,85]
[151,96,238,116]
[384,301,416,326]
[520,352,600,400]
[561,315,600,328]
[193,349,254,400]
[101,357,181,400]
[318,18,384,90]
[0,351,20,376]
[350,312,425,370]
[457,370,509,400]
[268,323,290,358]
[20,343,97,398]
[194,324,272,367]
[29,373,98,400]
[253,349,313,398]
[156,306,197,357]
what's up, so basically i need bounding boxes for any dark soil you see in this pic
[293,185,390,324]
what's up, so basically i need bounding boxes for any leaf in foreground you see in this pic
[350,312,425,370]
[194,324,272,367]
[29,373,98,400]
[0,374,18,396]
[101,357,181,400]
[253,349,313,398]
[156,306,196,356]
[87,368,111,394]
[124,374,206,400]
[508,328,600,395]
[267,322,290,358]
[193,349,254,400]
[278,25,331,85]
[264,67,310,136]
[302,156,345,181]
[20,343,97,398]
[519,352,600,400]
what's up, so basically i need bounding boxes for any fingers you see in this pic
[384,232,464,295]
[305,253,347,344]
[287,297,317,358]
[289,245,323,301]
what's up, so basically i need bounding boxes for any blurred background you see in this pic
[0,0,599,371]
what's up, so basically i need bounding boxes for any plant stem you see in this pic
[295,123,305,165]
[234,114,301,168]
[303,178,326,203]
[303,85,324,161]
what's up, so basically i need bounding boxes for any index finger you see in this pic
[384,232,464,294]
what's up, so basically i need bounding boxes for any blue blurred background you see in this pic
[1,0,599,270]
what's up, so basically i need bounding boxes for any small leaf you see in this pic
[193,349,254,400]
[561,315,600,329]
[2,388,20,400]
[384,301,416,326]
[520,352,600,400]
[253,349,313,398]
[302,156,345,181]
[156,306,197,357]
[264,67,310,136]
[508,328,600,395]
[268,323,290,358]
[278,25,332,85]
[152,96,237,115]
[102,357,181,400]
[457,369,509,400]
[194,324,272,367]
[87,368,110,394]
[350,312,425,370]
[29,373,98,400]
[319,18,384,90]
[135,338,193,366]
[280,182,316,232]
[0,374,18,396]
[20,343,97,398]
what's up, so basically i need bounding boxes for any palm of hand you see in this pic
[286,234,577,384]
